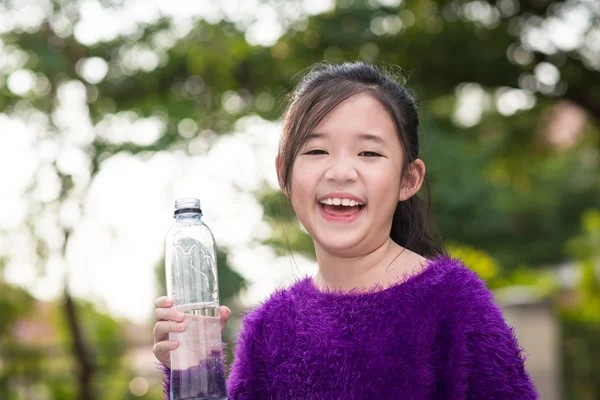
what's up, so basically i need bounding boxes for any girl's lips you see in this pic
[318,203,365,223]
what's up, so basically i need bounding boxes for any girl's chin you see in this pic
[313,233,366,255]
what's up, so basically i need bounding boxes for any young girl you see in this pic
[153,62,538,399]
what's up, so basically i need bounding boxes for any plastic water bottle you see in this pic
[165,198,227,400]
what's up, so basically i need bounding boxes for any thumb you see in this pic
[218,306,231,331]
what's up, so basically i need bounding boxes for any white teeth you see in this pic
[319,198,364,206]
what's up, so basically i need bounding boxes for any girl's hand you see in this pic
[152,296,231,367]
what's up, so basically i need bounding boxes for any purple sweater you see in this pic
[163,255,538,399]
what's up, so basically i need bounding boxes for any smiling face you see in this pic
[285,93,409,257]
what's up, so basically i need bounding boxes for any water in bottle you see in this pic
[165,198,227,400]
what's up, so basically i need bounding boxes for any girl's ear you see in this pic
[275,155,289,197]
[399,159,426,201]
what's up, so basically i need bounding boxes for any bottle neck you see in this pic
[174,212,202,221]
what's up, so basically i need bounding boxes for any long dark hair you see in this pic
[278,62,445,258]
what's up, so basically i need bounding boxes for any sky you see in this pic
[0,0,596,324]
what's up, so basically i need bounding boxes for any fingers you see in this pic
[219,306,231,330]
[155,296,174,308]
[153,340,178,365]
[155,307,184,323]
[154,320,187,343]
[153,296,180,367]
[154,296,183,325]
[155,297,230,331]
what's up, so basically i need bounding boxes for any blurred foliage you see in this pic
[260,189,316,258]
[0,280,164,399]
[446,241,500,281]
[559,209,600,399]
[0,0,599,398]
[560,316,600,400]
[0,280,35,337]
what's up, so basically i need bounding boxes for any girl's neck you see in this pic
[312,239,422,293]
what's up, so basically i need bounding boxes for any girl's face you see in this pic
[287,93,408,257]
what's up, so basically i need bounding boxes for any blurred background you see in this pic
[0,0,598,398]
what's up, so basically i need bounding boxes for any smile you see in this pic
[318,202,365,223]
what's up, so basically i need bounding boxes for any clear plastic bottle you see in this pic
[165,198,227,400]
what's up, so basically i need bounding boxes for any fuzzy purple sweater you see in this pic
[162,255,538,399]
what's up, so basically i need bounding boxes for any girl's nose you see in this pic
[324,156,358,183]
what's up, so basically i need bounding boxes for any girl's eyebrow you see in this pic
[357,133,385,144]
[308,132,327,140]
[309,132,385,144]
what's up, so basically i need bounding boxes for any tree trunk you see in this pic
[63,287,97,400]
[62,229,97,400]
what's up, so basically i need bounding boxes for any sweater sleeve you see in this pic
[158,362,170,399]
[227,307,270,399]
[458,273,538,399]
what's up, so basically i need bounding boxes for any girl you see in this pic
[153,62,538,399]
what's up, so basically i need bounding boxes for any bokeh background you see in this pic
[0,0,599,398]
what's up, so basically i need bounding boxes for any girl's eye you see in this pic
[359,151,383,157]
[304,149,328,155]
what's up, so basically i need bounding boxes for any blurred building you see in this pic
[496,286,561,400]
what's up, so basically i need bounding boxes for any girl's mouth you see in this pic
[318,202,365,223]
